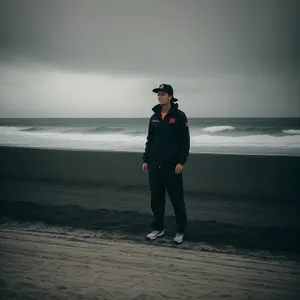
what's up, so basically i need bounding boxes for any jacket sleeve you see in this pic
[178,113,190,165]
[142,118,153,163]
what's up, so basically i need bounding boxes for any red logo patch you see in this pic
[185,122,188,127]
[169,118,176,123]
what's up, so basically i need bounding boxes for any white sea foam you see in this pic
[1,126,300,156]
[201,126,235,133]
[283,129,300,135]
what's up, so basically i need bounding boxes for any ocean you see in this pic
[1,117,299,156]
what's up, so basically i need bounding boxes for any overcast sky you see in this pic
[0,0,299,117]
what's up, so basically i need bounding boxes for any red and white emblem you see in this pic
[169,118,176,123]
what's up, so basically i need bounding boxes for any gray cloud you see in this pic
[1,0,299,75]
[0,0,299,117]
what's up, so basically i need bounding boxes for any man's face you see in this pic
[158,91,172,105]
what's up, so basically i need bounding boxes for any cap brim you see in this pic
[152,88,162,93]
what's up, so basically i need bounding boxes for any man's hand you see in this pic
[175,163,184,174]
[142,163,148,172]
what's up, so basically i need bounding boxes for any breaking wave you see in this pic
[20,127,45,132]
[201,126,235,133]
[283,129,300,135]
[0,126,299,156]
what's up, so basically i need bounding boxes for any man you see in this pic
[142,83,190,244]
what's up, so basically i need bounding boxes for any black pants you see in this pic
[148,163,187,233]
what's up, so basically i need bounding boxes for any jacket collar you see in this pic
[152,102,178,118]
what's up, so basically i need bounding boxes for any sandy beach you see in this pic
[0,146,300,299]
[1,225,300,300]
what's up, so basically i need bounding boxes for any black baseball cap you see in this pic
[152,84,178,102]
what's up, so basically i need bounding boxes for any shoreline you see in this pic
[1,145,300,157]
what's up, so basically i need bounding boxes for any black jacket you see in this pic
[142,103,190,166]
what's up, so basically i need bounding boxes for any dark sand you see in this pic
[0,146,300,299]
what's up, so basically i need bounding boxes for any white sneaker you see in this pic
[146,230,164,240]
[173,233,184,244]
